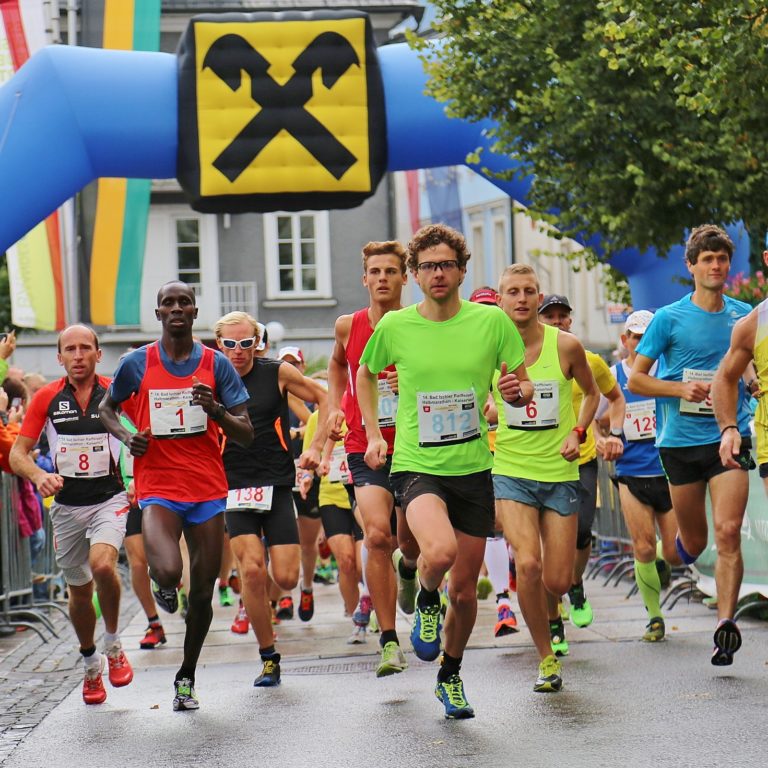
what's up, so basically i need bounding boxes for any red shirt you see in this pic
[132,342,227,502]
[343,308,396,455]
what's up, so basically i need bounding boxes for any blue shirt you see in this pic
[108,342,249,409]
[613,360,664,477]
[636,293,751,448]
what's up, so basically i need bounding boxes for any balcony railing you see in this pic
[219,281,258,316]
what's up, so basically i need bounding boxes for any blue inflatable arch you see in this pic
[0,30,748,308]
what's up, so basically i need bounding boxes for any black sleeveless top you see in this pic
[223,359,295,488]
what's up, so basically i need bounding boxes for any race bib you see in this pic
[226,485,273,512]
[679,369,714,417]
[505,380,559,430]
[625,399,656,441]
[149,388,207,436]
[328,446,351,484]
[417,390,479,447]
[122,449,135,477]
[377,378,398,428]
[56,434,111,478]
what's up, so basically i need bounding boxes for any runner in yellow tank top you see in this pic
[538,295,625,639]
[492,265,599,693]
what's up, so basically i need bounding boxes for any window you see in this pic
[175,217,201,288]
[264,212,331,298]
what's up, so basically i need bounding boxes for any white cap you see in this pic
[255,322,266,352]
[624,310,654,334]
[278,345,304,363]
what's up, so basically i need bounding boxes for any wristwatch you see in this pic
[212,402,226,421]
[609,427,623,438]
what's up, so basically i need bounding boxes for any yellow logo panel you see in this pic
[195,18,371,197]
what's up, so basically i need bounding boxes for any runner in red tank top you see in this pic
[99,281,252,712]
[326,240,419,677]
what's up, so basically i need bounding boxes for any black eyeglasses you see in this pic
[417,260,459,273]
[220,337,257,350]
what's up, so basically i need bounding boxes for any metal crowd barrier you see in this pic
[588,459,694,603]
[0,471,64,641]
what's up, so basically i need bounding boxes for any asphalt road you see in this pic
[3,573,768,768]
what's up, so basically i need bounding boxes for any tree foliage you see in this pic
[413,1,768,263]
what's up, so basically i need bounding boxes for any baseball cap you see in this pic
[624,309,654,335]
[469,287,499,306]
[278,345,304,363]
[538,294,572,314]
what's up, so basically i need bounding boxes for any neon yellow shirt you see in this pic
[304,410,350,509]
[574,350,617,464]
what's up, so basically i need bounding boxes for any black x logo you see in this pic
[203,32,360,182]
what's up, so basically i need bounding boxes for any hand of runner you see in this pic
[191,376,217,413]
[364,436,388,470]
[35,472,64,497]
[386,369,399,394]
[680,380,710,403]
[326,408,346,442]
[126,479,136,506]
[560,432,580,462]
[298,472,313,500]
[497,362,523,404]
[298,447,321,471]
[316,458,330,477]
[719,429,742,469]
[599,435,624,462]
[128,427,151,457]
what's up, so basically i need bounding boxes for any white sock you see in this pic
[103,631,120,648]
[484,537,511,596]
[360,543,369,594]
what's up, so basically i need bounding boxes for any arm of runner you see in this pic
[99,391,151,456]
[10,434,64,497]
[628,353,708,402]
[287,391,312,436]
[712,312,756,469]
[326,315,352,442]
[282,365,328,470]
[497,361,534,407]
[484,391,498,426]
[599,384,626,461]
[357,363,387,470]
[565,336,599,462]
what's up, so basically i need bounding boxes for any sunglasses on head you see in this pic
[220,337,257,350]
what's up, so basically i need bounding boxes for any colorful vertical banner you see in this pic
[89,0,161,326]
[0,0,66,331]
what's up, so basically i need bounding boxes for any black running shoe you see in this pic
[711,618,742,666]
[151,580,178,614]
[254,658,281,687]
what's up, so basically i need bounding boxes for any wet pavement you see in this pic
[2,570,767,768]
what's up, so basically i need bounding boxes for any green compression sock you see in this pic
[635,559,662,619]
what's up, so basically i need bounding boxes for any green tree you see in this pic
[413,1,768,264]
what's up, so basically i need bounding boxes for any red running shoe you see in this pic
[276,596,294,620]
[494,604,519,637]
[82,655,107,705]
[105,642,134,687]
[231,601,250,634]
[140,623,166,649]
[298,589,314,622]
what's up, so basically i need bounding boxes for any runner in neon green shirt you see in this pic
[358,223,532,720]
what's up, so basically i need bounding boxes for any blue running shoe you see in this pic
[411,595,442,661]
[435,674,475,719]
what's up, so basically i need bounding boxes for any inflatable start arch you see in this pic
[0,10,748,308]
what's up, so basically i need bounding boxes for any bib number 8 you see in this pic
[79,454,89,471]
